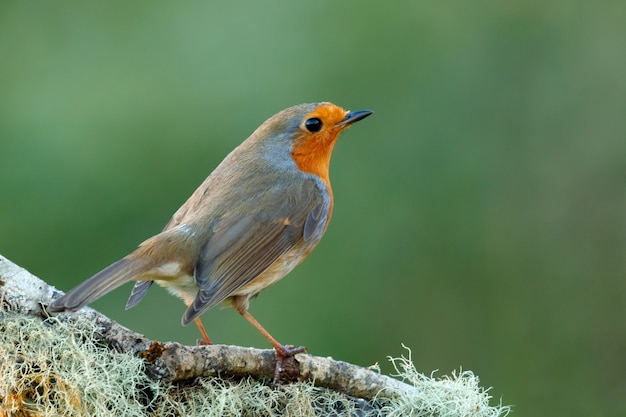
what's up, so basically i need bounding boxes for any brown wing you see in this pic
[182,181,329,325]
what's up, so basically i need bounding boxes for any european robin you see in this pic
[48,102,372,379]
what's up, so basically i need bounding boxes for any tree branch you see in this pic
[0,255,409,399]
[1,255,509,417]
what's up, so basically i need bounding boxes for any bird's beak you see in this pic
[336,110,373,128]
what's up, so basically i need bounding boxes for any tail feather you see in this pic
[48,258,145,312]
[125,280,154,310]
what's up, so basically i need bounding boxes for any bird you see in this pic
[48,102,372,380]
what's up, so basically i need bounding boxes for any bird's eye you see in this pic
[304,117,323,133]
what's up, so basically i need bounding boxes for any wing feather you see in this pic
[182,180,330,324]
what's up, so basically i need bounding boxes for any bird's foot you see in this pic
[273,344,307,384]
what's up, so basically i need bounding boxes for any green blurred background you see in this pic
[1,1,624,415]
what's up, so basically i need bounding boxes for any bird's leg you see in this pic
[238,309,306,383]
[194,317,212,345]
[184,295,212,345]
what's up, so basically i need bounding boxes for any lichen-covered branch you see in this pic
[0,255,410,400]
[1,255,510,417]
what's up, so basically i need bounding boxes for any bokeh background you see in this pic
[1,1,624,416]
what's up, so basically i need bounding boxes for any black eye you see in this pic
[304,117,323,133]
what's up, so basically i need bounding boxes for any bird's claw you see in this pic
[273,344,307,384]
[196,338,212,346]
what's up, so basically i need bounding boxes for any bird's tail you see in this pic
[48,257,147,312]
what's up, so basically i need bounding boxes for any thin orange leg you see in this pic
[194,317,212,345]
[239,310,284,351]
[239,310,306,383]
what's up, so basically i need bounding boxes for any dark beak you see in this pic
[337,110,373,127]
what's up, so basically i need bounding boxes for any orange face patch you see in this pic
[291,103,350,189]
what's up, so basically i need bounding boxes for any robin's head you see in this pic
[251,102,372,182]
